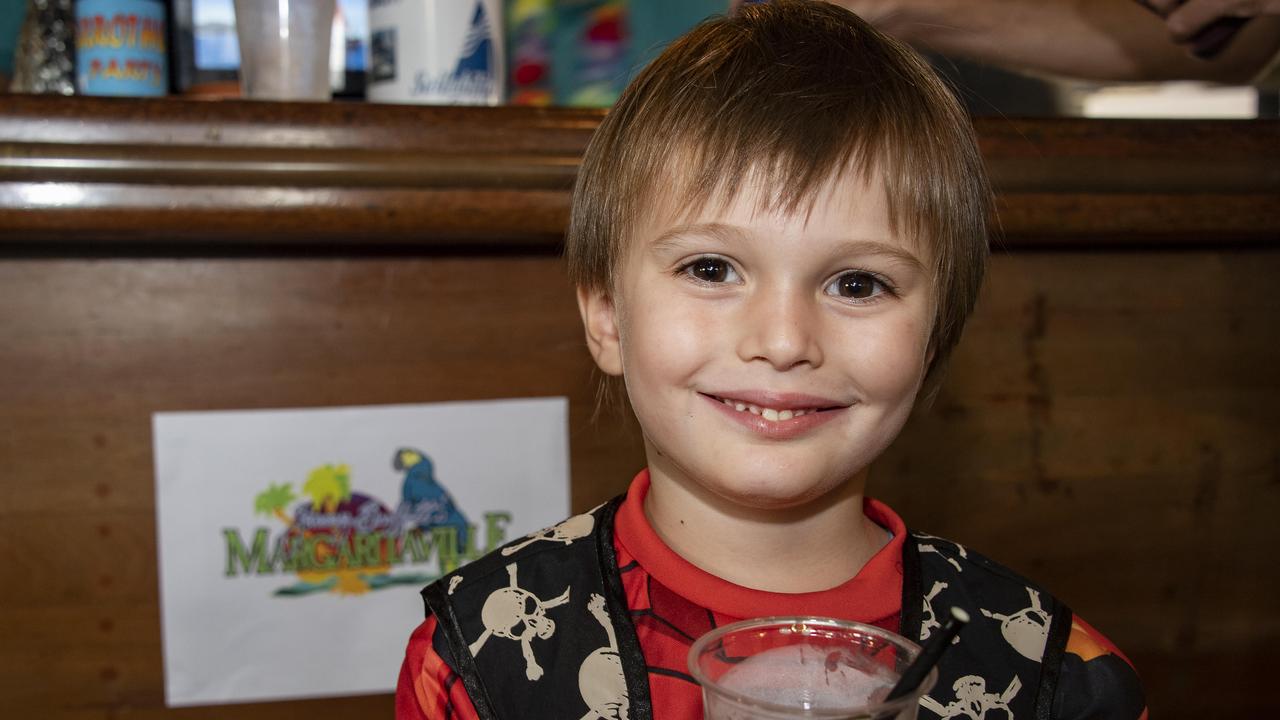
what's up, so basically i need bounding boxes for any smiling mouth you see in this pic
[706,394,842,422]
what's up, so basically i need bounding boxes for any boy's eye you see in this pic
[682,257,739,284]
[825,271,889,301]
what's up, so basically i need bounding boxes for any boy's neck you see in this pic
[642,462,889,594]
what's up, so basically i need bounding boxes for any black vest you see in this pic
[422,497,1072,720]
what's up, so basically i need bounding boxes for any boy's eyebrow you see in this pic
[829,240,928,273]
[649,223,927,272]
[648,222,742,251]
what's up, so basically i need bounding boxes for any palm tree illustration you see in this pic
[254,482,296,526]
[303,464,351,513]
[299,464,352,580]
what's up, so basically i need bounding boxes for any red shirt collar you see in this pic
[614,469,905,624]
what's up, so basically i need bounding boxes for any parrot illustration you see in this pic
[395,448,470,551]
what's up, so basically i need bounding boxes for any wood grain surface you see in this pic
[1,96,1277,247]
[0,98,1276,719]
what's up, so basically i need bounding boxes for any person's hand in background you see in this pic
[1147,0,1280,39]
[731,0,1280,84]
[1143,0,1280,56]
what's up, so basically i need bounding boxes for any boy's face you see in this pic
[578,170,935,510]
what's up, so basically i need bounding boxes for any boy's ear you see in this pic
[576,286,624,376]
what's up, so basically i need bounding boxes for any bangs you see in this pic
[637,19,917,235]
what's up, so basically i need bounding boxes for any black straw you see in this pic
[884,606,969,702]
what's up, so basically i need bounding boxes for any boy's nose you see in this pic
[735,289,824,371]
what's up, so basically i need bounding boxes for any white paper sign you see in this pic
[153,398,570,706]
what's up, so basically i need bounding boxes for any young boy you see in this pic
[397,2,1147,718]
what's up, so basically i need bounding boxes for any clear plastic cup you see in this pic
[688,617,935,720]
[233,0,336,100]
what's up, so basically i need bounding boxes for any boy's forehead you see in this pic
[628,162,930,261]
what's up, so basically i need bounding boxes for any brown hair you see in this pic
[566,0,992,385]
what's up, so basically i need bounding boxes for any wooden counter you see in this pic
[1,95,1277,719]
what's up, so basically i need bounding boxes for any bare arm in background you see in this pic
[814,0,1280,84]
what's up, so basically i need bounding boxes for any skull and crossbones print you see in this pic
[577,593,629,720]
[920,580,950,642]
[921,674,1021,720]
[981,588,1049,661]
[917,532,968,574]
[467,562,571,681]
[502,513,596,556]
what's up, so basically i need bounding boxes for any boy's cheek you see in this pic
[620,324,710,384]
[844,327,932,398]
[621,292,718,349]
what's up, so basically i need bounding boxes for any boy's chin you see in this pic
[647,440,872,513]
[700,469,862,514]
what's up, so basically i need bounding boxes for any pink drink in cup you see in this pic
[689,617,935,720]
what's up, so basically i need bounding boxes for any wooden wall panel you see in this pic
[2,249,1275,718]
[877,249,1280,719]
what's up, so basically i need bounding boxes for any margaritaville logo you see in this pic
[223,447,511,596]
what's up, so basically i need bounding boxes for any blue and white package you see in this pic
[75,0,168,96]
[368,0,505,105]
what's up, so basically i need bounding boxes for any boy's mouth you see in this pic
[703,393,843,422]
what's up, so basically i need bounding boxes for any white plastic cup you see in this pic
[233,0,336,100]
[688,617,935,720]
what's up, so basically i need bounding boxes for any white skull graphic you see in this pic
[981,588,1049,661]
[920,674,1021,720]
[577,593,629,720]
[468,562,570,681]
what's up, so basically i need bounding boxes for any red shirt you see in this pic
[396,471,1146,719]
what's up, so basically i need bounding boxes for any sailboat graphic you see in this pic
[400,0,497,102]
[453,1,493,80]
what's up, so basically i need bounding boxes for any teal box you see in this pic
[550,0,723,107]
[75,0,168,96]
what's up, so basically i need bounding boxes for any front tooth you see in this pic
[778,410,794,421]
[735,402,746,412]
[748,405,761,415]
[762,408,780,421]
